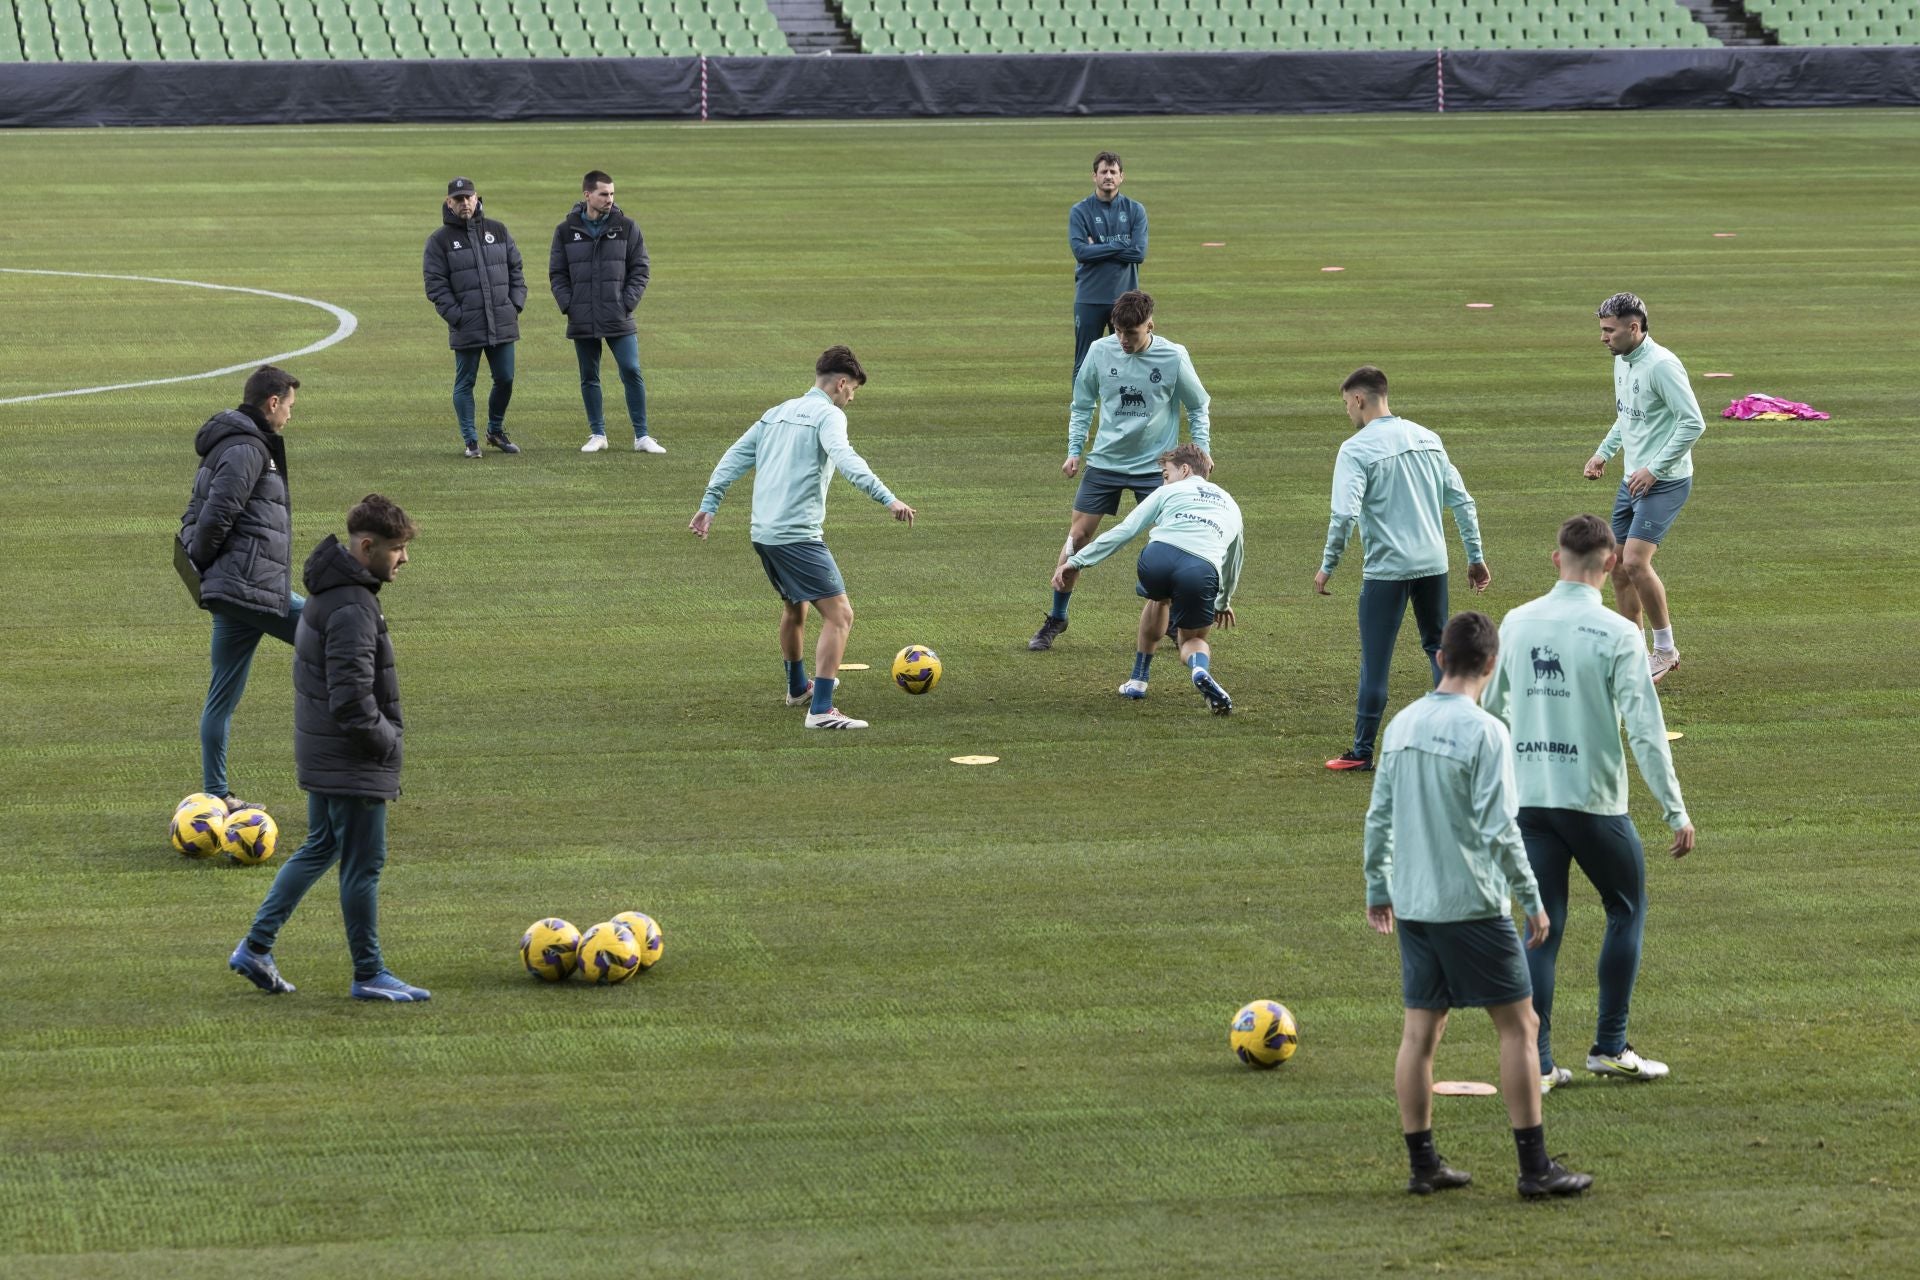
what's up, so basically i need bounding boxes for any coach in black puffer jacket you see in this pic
[424,185,525,351]
[293,533,404,800]
[549,192,649,340]
[181,405,293,616]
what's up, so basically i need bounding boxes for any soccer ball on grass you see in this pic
[578,920,643,985]
[611,911,664,971]
[1230,1000,1299,1069]
[521,918,582,981]
[225,807,279,865]
[891,645,942,695]
[170,796,233,859]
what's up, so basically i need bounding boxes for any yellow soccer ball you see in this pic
[577,921,643,985]
[891,645,942,695]
[171,797,234,859]
[612,911,664,971]
[521,918,582,982]
[1230,1000,1299,1069]
[177,792,229,816]
[225,808,279,865]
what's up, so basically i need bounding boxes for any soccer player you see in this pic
[1068,150,1148,381]
[229,495,429,1002]
[690,346,916,731]
[1482,515,1696,1089]
[1583,292,1705,683]
[1364,611,1593,1199]
[1315,365,1487,772]
[1028,289,1210,652]
[1055,444,1243,714]
[424,175,526,458]
[176,365,303,812]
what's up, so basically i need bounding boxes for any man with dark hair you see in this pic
[229,494,429,1002]
[177,365,303,811]
[1584,292,1704,683]
[1316,365,1488,771]
[690,347,916,731]
[1029,289,1210,652]
[1364,610,1593,1200]
[1057,443,1243,714]
[1483,514,1694,1090]
[1069,151,1147,381]
[424,176,526,459]
[551,170,661,455]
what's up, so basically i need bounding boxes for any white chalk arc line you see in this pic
[0,268,359,406]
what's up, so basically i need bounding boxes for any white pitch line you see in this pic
[0,269,358,406]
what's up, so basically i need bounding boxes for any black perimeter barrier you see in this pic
[1,45,1916,128]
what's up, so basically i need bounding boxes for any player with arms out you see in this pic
[1482,514,1695,1089]
[1028,289,1210,652]
[1364,611,1593,1199]
[1055,444,1243,714]
[1583,292,1705,684]
[690,346,915,731]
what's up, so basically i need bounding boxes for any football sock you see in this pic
[1131,652,1152,681]
[1404,1129,1440,1173]
[1513,1124,1550,1175]
[784,659,808,698]
[1652,626,1674,650]
[1187,651,1210,678]
[809,677,837,716]
[1049,589,1072,620]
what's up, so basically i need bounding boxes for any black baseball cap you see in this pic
[447,177,477,196]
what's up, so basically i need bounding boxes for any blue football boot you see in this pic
[228,940,295,994]
[350,971,432,1002]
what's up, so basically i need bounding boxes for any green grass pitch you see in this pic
[1,109,1917,1277]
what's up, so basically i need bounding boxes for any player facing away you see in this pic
[1583,292,1705,684]
[1482,515,1695,1089]
[1364,612,1593,1199]
[1316,365,1488,772]
[1028,289,1210,652]
[690,346,916,731]
[1055,444,1243,713]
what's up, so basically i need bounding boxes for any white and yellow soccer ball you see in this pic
[577,921,643,985]
[225,808,279,865]
[611,911,664,971]
[177,792,228,815]
[171,796,234,859]
[1230,1000,1299,1069]
[891,645,942,695]
[521,918,582,982]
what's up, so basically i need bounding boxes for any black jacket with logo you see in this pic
[178,406,293,616]
[423,198,526,350]
[294,535,403,800]
[548,200,650,340]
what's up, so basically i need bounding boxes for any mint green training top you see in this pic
[1068,334,1211,475]
[1067,473,1245,609]
[1482,581,1690,830]
[1596,336,1705,481]
[698,387,897,545]
[1364,692,1543,922]
[1320,416,1483,582]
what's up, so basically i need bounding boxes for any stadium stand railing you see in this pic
[1740,0,1919,44]
[0,0,794,59]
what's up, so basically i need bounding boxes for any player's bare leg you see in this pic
[779,601,812,706]
[1179,623,1231,715]
[1031,510,1105,650]
[812,593,853,682]
[1488,998,1544,1131]
[1609,555,1643,626]
[1618,537,1679,680]
[1397,1008,1471,1194]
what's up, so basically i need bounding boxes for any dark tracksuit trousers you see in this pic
[201,597,304,797]
[1073,303,1115,380]
[1352,572,1449,758]
[246,792,389,980]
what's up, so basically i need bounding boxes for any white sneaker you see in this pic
[634,435,666,454]
[580,434,608,453]
[784,680,813,708]
[1117,678,1149,699]
[804,708,868,730]
[1586,1045,1669,1081]
[1541,1066,1573,1094]
[1648,647,1680,684]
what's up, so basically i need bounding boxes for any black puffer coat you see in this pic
[548,200,650,340]
[178,407,292,616]
[423,197,526,350]
[293,535,403,801]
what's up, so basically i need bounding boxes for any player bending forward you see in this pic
[691,346,916,731]
[1055,444,1242,715]
[1364,611,1592,1199]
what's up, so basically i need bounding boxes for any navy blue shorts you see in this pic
[1073,466,1161,517]
[752,540,846,605]
[1610,475,1692,546]
[1398,917,1533,1010]
[1134,540,1220,632]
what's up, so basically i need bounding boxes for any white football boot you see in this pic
[1648,648,1681,684]
[804,708,868,730]
[1586,1045,1669,1081]
[634,435,666,453]
[1541,1066,1573,1094]
[784,680,814,708]
[580,434,608,453]
[1117,678,1149,699]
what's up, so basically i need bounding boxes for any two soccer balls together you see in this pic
[170,794,279,865]
[522,912,664,985]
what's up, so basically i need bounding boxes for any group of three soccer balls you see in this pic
[170,793,279,865]
[522,913,664,984]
